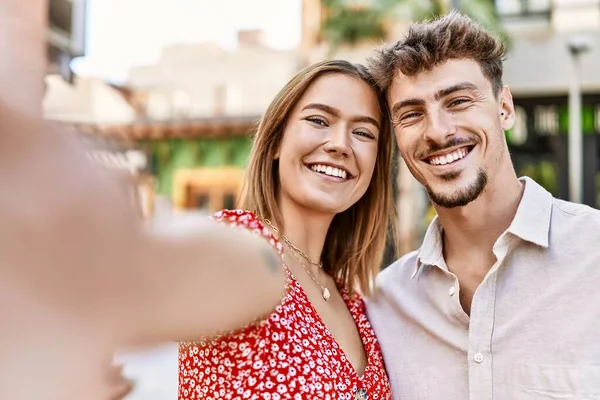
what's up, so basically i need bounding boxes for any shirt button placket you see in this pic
[468,257,502,400]
[448,285,456,296]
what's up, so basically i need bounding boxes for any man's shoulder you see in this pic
[374,250,420,291]
[551,198,600,236]
[552,198,600,219]
[533,196,600,257]
[365,250,421,315]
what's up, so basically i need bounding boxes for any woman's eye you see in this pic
[305,117,328,126]
[354,131,375,139]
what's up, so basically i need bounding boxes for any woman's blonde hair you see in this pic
[239,59,396,295]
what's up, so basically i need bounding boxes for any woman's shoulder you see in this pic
[211,209,283,256]
[211,209,261,227]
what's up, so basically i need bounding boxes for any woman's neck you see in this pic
[276,199,334,274]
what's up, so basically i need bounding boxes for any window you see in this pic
[195,194,210,211]
[223,193,236,210]
[174,167,246,212]
[496,0,551,19]
[534,105,559,136]
[507,106,529,145]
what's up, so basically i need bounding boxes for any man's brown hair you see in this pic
[368,11,506,97]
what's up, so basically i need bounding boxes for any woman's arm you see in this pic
[121,217,285,344]
[0,2,284,398]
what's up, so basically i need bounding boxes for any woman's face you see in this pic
[276,73,381,217]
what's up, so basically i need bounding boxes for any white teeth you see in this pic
[309,164,349,179]
[429,148,470,166]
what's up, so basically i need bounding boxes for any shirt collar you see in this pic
[412,216,445,279]
[506,176,552,248]
[411,177,553,279]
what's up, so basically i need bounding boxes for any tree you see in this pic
[320,0,387,49]
[320,0,509,51]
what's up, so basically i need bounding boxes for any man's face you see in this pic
[388,59,515,208]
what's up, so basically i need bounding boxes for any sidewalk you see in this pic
[115,342,179,400]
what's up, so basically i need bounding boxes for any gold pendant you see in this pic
[322,288,331,301]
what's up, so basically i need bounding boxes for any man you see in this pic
[365,11,600,400]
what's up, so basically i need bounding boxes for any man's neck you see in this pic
[436,173,525,265]
[434,172,524,315]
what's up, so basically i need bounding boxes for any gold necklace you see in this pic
[263,219,323,268]
[281,236,322,267]
[264,219,330,301]
[286,243,331,301]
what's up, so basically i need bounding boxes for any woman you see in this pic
[179,60,396,399]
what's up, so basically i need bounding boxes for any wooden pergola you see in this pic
[67,114,261,141]
[59,114,263,217]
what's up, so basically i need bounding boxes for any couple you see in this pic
[179,11,600,400]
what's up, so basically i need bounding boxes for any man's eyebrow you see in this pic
[390,82,481,118]
[434,82,480,100]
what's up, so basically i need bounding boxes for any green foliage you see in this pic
[321,0,510,50]
[558,105,597,135]
[458,0,511,48]
[520,161,558,195]
[323,6,387,48]
[145,136,253,196]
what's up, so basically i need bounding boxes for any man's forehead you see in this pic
[388,59,488,101]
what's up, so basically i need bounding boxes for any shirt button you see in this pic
[355,388,368,400]
[473,352,484,363]
[448,286,456,296]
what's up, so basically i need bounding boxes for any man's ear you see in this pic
[499,85,516,132]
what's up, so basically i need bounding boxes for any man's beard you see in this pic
[426,168,488,209]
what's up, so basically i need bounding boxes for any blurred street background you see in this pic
[40,0,600,398]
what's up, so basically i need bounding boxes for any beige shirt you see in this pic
[366,177,600,400]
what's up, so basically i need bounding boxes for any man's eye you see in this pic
[401,112,421,121]
[449,98,470,107]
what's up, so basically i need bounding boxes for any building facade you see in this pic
[498,0,600,208]
[43,0,600,253]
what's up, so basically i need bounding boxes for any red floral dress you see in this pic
[178,210,392,400]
